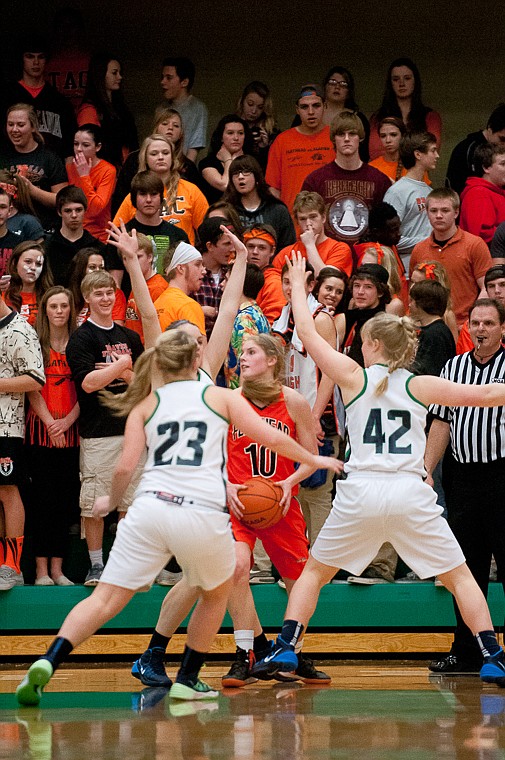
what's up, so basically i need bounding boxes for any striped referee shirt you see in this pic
[430,348,505,463]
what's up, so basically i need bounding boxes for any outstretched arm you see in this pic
[204,226,247,379]
[410,373,505,409]
[108,221,162,349]
[288,252,363,398]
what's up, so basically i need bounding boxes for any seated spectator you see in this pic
[266,84,335,214]
[460,143,505,246]
[0,170,44,244]
[0,104,68,233]
[271,191,353,276]
[124,232,168,344]
[358,243,405,316]
[409,280,456,375]
[369,57,442,161]
[235,81,280,168]
[446,103,505,195]
[77,52,138,169]
[224,155,296,250]
[112,106,204,214]
[302,111,391,243]
[45,185,102,286]
[199,115,254,204]
[66,124,116,243]
[383,132,438,270]
[224,263,270,389]
[409,188,492,327]
[25,286,80,586]
[113,135,208,243]
[5,241,53,325]
[160,56,208,162]
[67,247,125,326]
[4,38,77,160]
[410,259,459,343]
[243,225,286,324]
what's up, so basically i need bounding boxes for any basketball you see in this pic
[238,477,284,529]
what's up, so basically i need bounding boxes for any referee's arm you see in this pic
[425,419,450,486]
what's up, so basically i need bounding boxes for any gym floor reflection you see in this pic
[1,663,505,759]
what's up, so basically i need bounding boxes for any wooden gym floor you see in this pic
[1,661,505,758]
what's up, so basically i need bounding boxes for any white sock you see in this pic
[89,549,103,567]
[295,638,303,655]
[234,629,254,652]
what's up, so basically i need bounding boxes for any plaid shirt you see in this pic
[192,267,228,338]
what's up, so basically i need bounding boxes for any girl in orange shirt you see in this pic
[5,241,53,325]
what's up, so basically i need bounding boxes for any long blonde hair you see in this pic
[361,312,418,395]
[138,135,180,214]
[361,244,402,299]
[240,333,285,406]
[102,330,197,415]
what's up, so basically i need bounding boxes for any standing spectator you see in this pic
[0,185,22,278]
[409,280,456,376]
[446,104,505,196]
[124,233,168,344]
[383,132,438,270]
[3,39,77,160]
[410,259,459,344]
[66,270,143,586]
[46,7,90,113]
[66,124,116,243]
[410,188,492,326]
[302,112,391,243]
[45,185,102,286]
[271,191,353,277]
[199,115,253,204]
[1,105,68,233]
[113,136,208,244]
[491,222,505,264]
[5,241,53,326]
[369,58,442,161]
[160,57,208,162]
[25,286,80,586]
[225,155,296,250]
[77,52,138,170]
[67,247,124,326]
[0,295,45,590]
[266,85,335,214]
[244,225,286,325]
[194,216,234,338]
[460,144,505,246]
[321,66,370,161]
[235,81,279,168]
[426,298,505,674]
[224,263,270,389]
[154,241,206,335]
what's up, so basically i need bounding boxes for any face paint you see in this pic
[22,257,43,279]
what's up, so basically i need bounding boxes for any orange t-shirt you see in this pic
[154,286,206,335]
[265,126,335,214]
[113,178,208,244]
[256,267,287,325]
[369,156,431,185]
[271,237,353,277]
[26,348,79,447]
[125,273,168,343]
[66,159,117,243]
[4,291,38,325]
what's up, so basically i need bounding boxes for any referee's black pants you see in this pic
[444,456,505,665]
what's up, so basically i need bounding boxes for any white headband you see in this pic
[167,241,202,273]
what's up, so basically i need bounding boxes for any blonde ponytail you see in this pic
[361,313,418,396]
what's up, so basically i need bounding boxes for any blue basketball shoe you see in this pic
[251,637,298,680]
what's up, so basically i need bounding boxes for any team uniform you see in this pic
[312,364,465,577]
[227,391,309,580]
[100,380,235,591]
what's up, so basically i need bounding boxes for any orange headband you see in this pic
[243,228,276,248]
[356,242,384,267]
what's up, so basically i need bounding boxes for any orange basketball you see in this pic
[238,477,284,529]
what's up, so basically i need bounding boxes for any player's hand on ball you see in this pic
[226,482,246,518]
[276,479,292,516]
[92,496,111,519]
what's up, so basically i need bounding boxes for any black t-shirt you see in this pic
[412,319,456,377]
[46,229,103,286]
[0,229,23,276]
[66,320,143,438]
[105,217,189,296]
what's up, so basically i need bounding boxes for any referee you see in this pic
[425,297,505,674]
